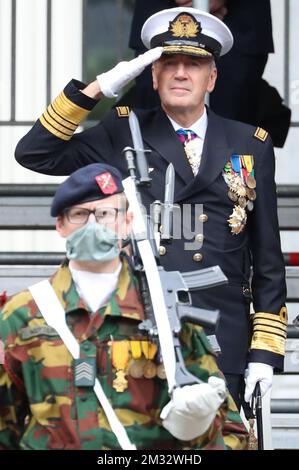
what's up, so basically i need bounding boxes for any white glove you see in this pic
[160,376,227,441]
[244,362,273,402]
[97,47,163,98]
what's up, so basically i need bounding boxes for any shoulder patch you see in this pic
[0,290,7,307]
[115,106,130,118]
[254,127,268,142]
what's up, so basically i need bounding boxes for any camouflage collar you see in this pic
[49,259,144,321]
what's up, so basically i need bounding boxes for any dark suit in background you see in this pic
[210,0,274,124]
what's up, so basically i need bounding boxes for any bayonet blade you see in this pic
[128,111,151,186]
[164,163,175,205]
[161,163,175,242]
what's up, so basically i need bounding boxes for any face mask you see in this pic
[66,222,120,262]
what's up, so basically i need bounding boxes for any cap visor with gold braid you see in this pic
[141,7,233,60]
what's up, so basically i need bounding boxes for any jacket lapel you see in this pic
[176,109,234,201]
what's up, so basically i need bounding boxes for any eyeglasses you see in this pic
[64,207,126,224]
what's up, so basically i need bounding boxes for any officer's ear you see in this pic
[56,214,68,238]
[120,209,133,250]
[124,210,133,239]
[207,63,217,93]
[152,64,158,91]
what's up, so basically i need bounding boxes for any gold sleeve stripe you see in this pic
[39,91,90,139]
[57,91,90,124]
[39,90,90,134]
[52,96,78,127]
[253,318,287,334]
[48,104,77,131]
[43,109,75,136]
[253,325,287,339]
[251,331,286,356]
[39,114,73,141]
[254,311,288,325]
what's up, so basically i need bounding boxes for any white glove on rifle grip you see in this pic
[244,362,273,402]
[97,47,163,98]
[160,377,227,441]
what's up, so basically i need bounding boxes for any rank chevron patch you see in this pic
[74,358,96,387]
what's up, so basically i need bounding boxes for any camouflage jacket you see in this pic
[0,260,248,450]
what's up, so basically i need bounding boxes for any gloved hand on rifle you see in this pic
[160,376,227,441]
[97,47,163,98]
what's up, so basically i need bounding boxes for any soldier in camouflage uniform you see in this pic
[0,163,248,450]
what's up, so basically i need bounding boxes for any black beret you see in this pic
[51,163,124,216]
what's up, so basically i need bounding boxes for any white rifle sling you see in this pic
[123,177,176,393]
[29,280,136,450]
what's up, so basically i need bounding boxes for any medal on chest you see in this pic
[184,138,202,175]
[223,155,256,235]
[111,340,130,392]
[127,340,159,380]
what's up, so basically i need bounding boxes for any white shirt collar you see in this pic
[69,263,122,313]
[167,106,208,140]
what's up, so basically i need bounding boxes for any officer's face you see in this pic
[56,193,132,242]
[152,54,217,115]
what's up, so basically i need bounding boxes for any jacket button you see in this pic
[193,253,203,262]
[159,246,167,256]
[195,234,204,243]
[198,214,208,222]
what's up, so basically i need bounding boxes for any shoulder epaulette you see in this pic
[115,106,130,118]
[253,127,268,142]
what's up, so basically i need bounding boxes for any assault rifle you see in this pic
[122,111,228,393]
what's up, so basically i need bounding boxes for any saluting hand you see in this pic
[97,47,163,98]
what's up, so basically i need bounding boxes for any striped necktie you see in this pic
[176,129,201,176]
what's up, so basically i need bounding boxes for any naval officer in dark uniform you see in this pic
[124,0,273,125]
[15,6,287,408]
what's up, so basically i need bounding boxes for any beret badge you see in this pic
[95,172,118,195]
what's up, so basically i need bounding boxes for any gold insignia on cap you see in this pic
[116,106,130,118]
[170,13,200,39]
[254,127,268,142]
